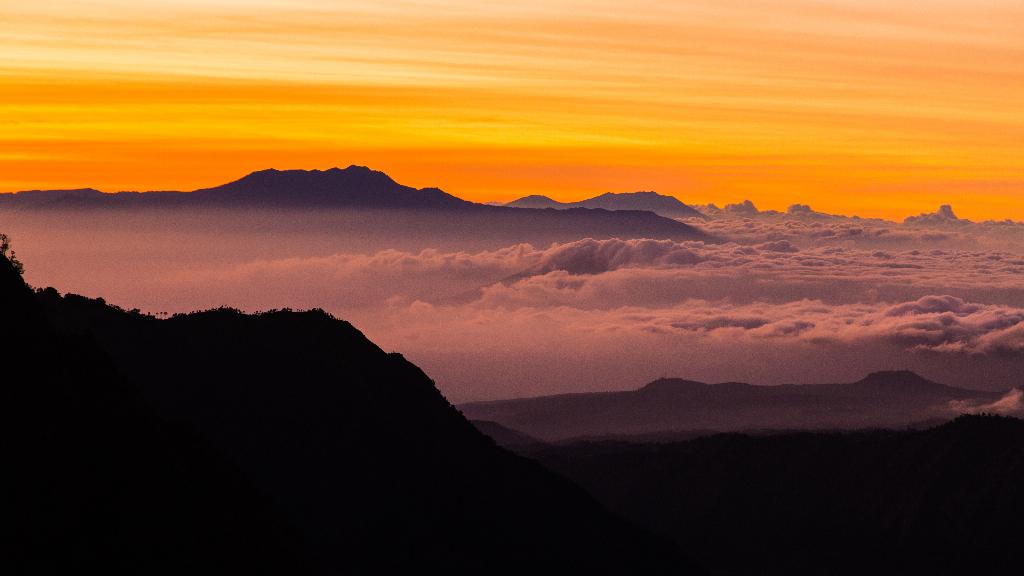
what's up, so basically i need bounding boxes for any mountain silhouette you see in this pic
[3,253,299,575]
[14,255,697,575]
[504,194,564,209]
[460,371,1003,441]
[190,166,472,209]
[529,415,1024,575]
[0,166,468,210]
[0,166,709,243]
[506,191,707,219]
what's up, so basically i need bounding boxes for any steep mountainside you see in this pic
[27,280,695,574]
[3,254,299,575]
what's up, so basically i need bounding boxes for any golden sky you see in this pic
[2,0,1022,219]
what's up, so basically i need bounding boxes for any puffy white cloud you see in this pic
[692,203,1024,252]
[950,388,1024,418]
[124,237,1024,400]
[362,295,1024,400]
[525,237,706,275]
[904,204,964,225]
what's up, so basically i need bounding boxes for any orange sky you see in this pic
[1,0,1022,220]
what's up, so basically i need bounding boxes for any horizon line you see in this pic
[2,164,1013,225]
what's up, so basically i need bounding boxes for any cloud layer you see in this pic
[145,230,1024,399]
[6,207,1023,400]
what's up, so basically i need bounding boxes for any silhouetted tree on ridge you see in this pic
[0,232,23,275]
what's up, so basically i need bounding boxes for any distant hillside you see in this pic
[0,166,709,243]
[530,415,1024,576]
[471,420,545,449]
[507,191,706,219]
[22,268,695,574]
[504,194,564,209]
[460,371,1004,441]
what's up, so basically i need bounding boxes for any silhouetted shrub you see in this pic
[0,233,24,275]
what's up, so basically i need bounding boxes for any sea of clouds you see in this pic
[141,208,1024,399]
[5,204,1023,400]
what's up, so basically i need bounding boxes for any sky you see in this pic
[1,0,1022,219]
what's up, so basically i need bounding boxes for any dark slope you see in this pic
[460,371,1003,441]
[32,286,696,575]
[2,256,299,575]
[507,191,707,219]
[529,415,1024,576]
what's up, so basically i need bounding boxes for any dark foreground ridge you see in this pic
[4,252,694,575]
[528,415,1024,576]
[4,256,297,575]
[460,372,1005,441]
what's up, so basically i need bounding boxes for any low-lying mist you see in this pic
[4,206,1022,401]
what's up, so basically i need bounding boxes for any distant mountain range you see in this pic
[506,191,706,219]
[460,371,1005,441]
[193,166,474,209]
[5,251,694,575]
[0,166,708,243]
[1,166,468,210]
